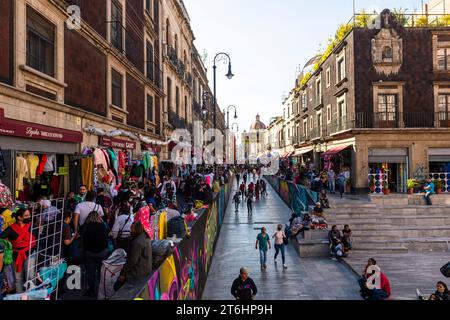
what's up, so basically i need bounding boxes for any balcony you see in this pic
[166,45,178,67]
[310,126,327,140]
[354,112,447,129]
[185,72,193,88]
[168,110,187,129]
[193,101,202,115]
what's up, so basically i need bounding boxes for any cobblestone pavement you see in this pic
[202,178,362,300]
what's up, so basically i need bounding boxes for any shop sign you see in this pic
[143,143,162,153]
[58,166,69,176]
[0,109,83,143]
[100,137,136,150]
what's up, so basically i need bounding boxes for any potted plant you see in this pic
[369,176,376,193]
[407,179,416,195]
[434,180,444,194]
[382,181,390,195]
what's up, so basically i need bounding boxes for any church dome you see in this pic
[250,114,267,130]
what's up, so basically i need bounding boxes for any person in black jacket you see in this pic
[231,267,257,300]
[430,281,450,300]
[82,211,110,298]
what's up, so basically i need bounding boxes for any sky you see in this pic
[184,0,427,133]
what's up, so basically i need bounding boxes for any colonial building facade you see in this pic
[0,0,222,194]
[284,9,450,193]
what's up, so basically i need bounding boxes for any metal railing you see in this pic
[168,110,187,129]
[354,112,450,129]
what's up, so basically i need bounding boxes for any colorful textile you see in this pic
[158,211,167,240]
[81,158,94,191]
[15,156,29,192]
[0,183,13,209]
[134,205,152,239]
[25,154,39,179]
[93,148,109,170]
[36,154,47,176]
[43,154,57,172]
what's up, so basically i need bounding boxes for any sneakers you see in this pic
[283,264,287,269]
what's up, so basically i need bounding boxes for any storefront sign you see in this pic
[0,109,82,143]
[100,137,136,150]
[0,108,4,125]
[143,143,162,153]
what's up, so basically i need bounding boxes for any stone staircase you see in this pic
[326,194,450,255]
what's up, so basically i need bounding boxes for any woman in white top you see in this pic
[273,224,287,269]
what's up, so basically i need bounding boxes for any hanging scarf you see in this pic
[10,223,36,272]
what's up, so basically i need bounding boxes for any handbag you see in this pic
[441,262,450,278]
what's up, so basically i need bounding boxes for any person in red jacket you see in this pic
[368,272,391,300]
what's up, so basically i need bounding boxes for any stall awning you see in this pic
[322,144,353,157]
[294,147,314,157]
[281,151,294,158]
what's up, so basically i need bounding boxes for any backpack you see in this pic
[0,239,13,266]
[441,261,450,278]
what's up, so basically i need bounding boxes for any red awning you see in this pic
[322,144,352,157]
[282,151,294,159]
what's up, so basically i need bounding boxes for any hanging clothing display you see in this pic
[43,154,57,172]
[0,148,6,177]
[36,154,47,176]
[81,157,94,191]
[0,183,13,209]
[25,154,39,179]
[93,148,109,170]
[15,155,29,192]
[107,148,118,172]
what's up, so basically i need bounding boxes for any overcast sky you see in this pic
[184,0,426,132]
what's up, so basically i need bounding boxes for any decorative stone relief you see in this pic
[371,23,403,76]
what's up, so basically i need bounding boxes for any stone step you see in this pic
[330,216,450,227]
[350,228,450,240]
[352,238,450,252]
[328,206,450,215]
[351,246,409,254]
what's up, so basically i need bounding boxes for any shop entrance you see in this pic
[368,148,409,194]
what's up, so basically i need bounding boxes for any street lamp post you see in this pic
[213,52,234,129]
[224,105,238,130]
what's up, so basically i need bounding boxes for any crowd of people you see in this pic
[0,163,232,300]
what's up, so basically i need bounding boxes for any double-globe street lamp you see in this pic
[213,52,234,129]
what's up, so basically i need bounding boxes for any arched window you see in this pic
[382,46,393,62]
[174,34,178,56]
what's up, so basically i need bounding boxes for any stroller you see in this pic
[98,249,127,300]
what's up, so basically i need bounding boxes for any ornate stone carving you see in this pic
[371,15,403,76]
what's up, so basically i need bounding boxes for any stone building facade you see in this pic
[287,9,450,193]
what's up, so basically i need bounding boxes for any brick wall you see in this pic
[126,73,145,129]
[64,28,107,116]
[0,0,14,85]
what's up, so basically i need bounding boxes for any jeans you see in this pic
[259,249,267,266]
[0,271,3,300]
[15,252,38,293]
[85,249,110,295]
[338,183,345,197]
[247,202,253,213]
[235,202,239,211]
[274,244,285,264]
[368,289,389,300]
[425,193,433,206]
[328,180,336,193]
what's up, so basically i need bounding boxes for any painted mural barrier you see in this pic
[265,175,318,214]
[118,177,233,300]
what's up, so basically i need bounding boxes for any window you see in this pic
[316,79,321,98]
[111,69,123,108]
[145,0,152,15]
[309,86,313,101]
[438,94,450,120]
[26,7,55,77]
[310,116,313,130]
[303,120,308,137]
[302,93,307,110]
[176,86,180,114]
[111,0,123,51]
[327,105,332,123]
[167,77,172,109]
[382,46,393,62]
[146,41,154,81]
[337,58,345,82]
[184,96,188,121]
[337,95,347,131]
[147,94,154,122]
[437,48,450,71]
[317,112,322,134]
[377,94,398,121]
[166,20,170,46]
[326,68,331,87]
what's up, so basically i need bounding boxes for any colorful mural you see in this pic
[136,176,234,300]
